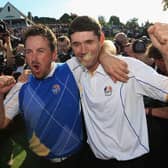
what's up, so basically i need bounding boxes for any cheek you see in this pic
[25,56,31,64]
[72,47,80,56]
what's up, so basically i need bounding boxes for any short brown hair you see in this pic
[23,24,57,52]
[69,16,102,40]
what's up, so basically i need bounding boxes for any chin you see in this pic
[34,74,44,79]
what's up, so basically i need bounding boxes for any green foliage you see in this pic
[109,16,120,26]
[11,150,26,168]
[162,0,168,10]
[9,140,26,168]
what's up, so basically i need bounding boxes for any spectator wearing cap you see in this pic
[113,32,129,55]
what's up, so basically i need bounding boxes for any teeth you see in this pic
[84,53,92,61]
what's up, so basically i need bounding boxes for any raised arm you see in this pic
[0,75,16,128]
[148,23,168,72]
[99,40,129,82]
[4,35,15,67]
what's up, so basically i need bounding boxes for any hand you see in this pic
[101,55,129,83]
[17,69,32,83]
[148,23,168,72]
[148,23,168,55]
[0,75,16,95]
[99,40,129,82]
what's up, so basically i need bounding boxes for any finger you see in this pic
[118,60,129,73]
[110,74,128,83]
[2,76,15,86]
[111,76,117,83]
[0,76,13,86]
[148,23,168,45]
[6,78,16,86]
[110,71,129,83]
[119,66,129,74]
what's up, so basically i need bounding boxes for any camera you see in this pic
[15,52,25,59]
[132,39,147,53]
[0,20,7,33]
[0,20,9,39]
[132,36,151,54]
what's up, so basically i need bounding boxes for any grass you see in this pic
[10,141,27,168]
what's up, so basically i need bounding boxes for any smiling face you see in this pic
[25,35,57,79]
[71,31,103,72]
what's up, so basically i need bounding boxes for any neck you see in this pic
[87,62,99,74]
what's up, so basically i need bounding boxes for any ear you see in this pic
[52,49,57,62]
[100,32,105,46]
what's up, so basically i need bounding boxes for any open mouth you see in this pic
[83,53,92,61]
[31,64,40,73]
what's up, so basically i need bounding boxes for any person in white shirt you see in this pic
[68,16,168,168]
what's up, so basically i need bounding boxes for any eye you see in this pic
[37,48,45,53]
[86,40,94,45]
[25,49,32,55]
[72,42,80,48]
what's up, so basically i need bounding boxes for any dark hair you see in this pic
[58,35,70,42]
[132,39,146,53]
[69,16,102,39]
[23,24,57,52]
[146,44,162,60]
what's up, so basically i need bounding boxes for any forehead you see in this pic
[70,31,97,42]
[25,35,49,47]
[58,40,68,46]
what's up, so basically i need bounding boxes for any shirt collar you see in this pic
[84,64,107,76]
[45,62,57,78]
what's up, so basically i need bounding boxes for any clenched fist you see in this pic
[0,75,16,96]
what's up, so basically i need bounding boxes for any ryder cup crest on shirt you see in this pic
[52,84,61,94]
[104,85,112,96]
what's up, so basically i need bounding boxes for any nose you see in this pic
[31,54,36,61]
[80,44,87,54]
[29,51,38,62]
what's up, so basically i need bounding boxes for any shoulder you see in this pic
[118,55,156,75]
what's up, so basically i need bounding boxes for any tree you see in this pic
[59,13,78,24]
[162,0,168,10]
[59,13,70,23]
[98,16,106,27]
[126,18,139,29]
[125,18,140,38]
[108,16,120,26]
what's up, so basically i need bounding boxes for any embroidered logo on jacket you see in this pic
[104,86,112,96]
[52,84,61,94]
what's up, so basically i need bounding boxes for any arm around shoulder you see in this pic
[99,40,129,82]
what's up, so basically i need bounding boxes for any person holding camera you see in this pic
[0,20,15,73]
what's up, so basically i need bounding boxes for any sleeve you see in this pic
[66,57,83,85]
[125,57,168,102]
[4,82,24,120]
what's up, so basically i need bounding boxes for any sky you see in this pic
[1,0,168,24]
